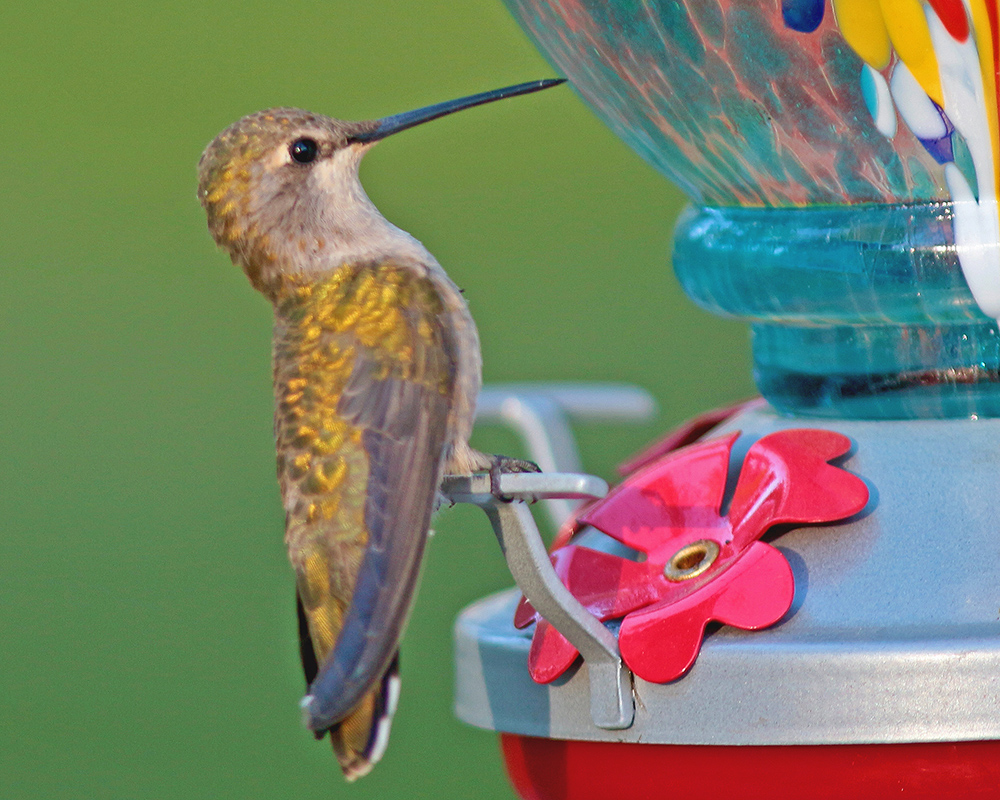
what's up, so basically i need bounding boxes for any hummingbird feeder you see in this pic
[446,1,1000,798]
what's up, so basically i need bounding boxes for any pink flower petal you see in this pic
[619,592,710,683]
[528,618,582,683]
[581,433,738,553]
[708,542,795,629]
[729,429,867,549]
[515,546,660,629]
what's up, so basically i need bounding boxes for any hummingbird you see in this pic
[196,78,562,780]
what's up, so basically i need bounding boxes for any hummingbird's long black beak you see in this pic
[349,78,566,144]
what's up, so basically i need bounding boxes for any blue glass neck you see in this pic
[673,203,1000,419]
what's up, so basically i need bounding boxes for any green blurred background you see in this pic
[0,2,752,797]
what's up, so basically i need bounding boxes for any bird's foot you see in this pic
[488,455,542,502]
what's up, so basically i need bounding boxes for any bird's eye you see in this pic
[289,138,319,164]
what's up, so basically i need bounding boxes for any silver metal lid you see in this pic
[453,405,1000,744]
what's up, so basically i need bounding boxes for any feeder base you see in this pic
[501,734,1000,800]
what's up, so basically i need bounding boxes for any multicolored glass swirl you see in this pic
[505,0,1000,418]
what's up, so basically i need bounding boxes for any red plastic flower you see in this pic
[514,429,869,684]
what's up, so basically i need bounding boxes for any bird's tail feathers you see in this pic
[330,653,402,781]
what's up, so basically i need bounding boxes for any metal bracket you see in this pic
[476,383,656,529]
[442,471,635,730]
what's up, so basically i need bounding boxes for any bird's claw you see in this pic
[488,455,542,502]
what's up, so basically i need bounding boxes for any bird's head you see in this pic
[197,80,565,295]
[197,109,378,293]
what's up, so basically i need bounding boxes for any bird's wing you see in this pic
[273,260,456,735]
